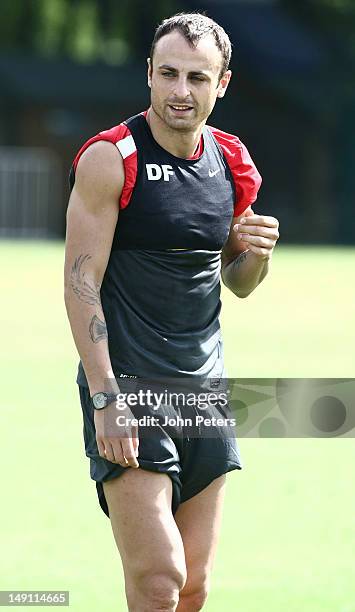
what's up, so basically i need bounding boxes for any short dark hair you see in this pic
[150,12,232,80]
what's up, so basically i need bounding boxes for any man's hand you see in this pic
[94,401,139,468]
[233,214,279,259]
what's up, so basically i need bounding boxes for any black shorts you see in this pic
[78,384,243,517]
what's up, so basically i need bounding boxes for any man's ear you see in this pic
[217,70,232,98]
[147,58,152,88]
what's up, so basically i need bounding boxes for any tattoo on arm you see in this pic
[89,315,108,343]
[234,251,248,268]
[70,254,101,305]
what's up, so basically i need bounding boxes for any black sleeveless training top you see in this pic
[71,113,244,385]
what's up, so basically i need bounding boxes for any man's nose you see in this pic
[172,77,191,99]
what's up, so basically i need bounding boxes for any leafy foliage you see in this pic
[0,0,177,64]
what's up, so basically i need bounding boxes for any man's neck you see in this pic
[146,107,204,159]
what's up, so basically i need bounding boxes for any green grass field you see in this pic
[0,241,354,611]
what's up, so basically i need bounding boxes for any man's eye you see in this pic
[161,72,175,78]
[191,76,204,81]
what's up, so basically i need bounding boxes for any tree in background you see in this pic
[0,0,177,64]
[2,1,354,68]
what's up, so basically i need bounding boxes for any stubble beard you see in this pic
[151,100,200,134]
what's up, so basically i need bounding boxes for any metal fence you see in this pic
[0,147,62,238]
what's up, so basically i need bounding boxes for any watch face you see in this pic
[93,393,107,409]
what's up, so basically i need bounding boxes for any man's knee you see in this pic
[178,578,209,611]
[144,572,183,609]
[131,566,187,611]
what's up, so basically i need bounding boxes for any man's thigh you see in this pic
[103,468,186,578]
[174,475,226,590]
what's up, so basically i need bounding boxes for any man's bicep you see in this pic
[65,141,123,285]
[221,206,254,268]
[65,189,117,284]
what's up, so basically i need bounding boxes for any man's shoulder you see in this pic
[206,124,262,216]
[96,109,147,145]
[87,113,138,149]
[97,122,131,143]
[206,124,259,171]
[206,124,244,153]
[72,111,146,173]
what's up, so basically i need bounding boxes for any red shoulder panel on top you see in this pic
[72,123,138,210]
[209,126,262,217]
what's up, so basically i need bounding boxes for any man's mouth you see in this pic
[168,104,194,114]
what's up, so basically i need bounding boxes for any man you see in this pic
[64,12,279,612]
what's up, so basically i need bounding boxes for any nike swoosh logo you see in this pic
[208,168,221,177]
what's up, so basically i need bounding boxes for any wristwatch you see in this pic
[91,392,118,410]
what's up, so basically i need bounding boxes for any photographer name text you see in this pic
[115,415,236,427]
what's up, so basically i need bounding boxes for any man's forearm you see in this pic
[64,253,119,395]
[221,249,270,298]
